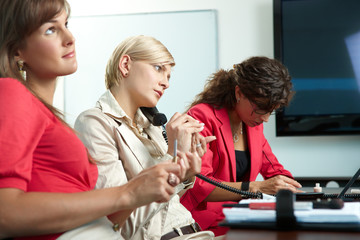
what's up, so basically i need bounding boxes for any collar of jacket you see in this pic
[96,89,151,130]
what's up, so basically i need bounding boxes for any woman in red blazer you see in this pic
[180,56,302,236]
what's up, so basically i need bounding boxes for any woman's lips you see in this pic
[155,90,163,97]
[63,51,75,58]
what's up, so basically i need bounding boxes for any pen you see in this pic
[173,139,178,163]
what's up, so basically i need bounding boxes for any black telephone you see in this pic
[140,107,167,126]
[141,107,168,144]
[140,107,262,199]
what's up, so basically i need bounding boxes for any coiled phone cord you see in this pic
[196,173,262,199]
[141,108,263,199]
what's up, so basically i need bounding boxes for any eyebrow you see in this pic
[46,14,69,24]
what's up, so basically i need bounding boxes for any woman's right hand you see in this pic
[175,150,202,182]
[124,162,181,208]
[166,112,204,156]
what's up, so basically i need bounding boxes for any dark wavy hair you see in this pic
[187,56,293,112]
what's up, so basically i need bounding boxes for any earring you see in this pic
[17,60,26,81]
[237,98,240,103]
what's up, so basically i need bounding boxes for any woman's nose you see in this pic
[160,76,169,89]
[64,29,75,47]
[261,113,271,122]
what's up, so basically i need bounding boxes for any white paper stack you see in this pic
[223,201,360,224]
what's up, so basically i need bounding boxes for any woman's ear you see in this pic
[14,50,24,63]
[118,55,131,78]
[235,85,244,101]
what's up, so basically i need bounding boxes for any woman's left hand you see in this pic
[190,132,216,157]
[250,175,303,195]
[166,112,205,156]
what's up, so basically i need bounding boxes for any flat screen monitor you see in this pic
[273,0,360,136]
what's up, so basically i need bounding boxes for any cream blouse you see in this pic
[74,90,195,240]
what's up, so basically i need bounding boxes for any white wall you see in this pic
[56,0,360,178]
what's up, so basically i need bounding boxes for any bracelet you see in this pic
[241,181,250,191]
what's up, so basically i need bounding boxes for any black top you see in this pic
[235,150,250,182]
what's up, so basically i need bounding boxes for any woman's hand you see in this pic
[190,132,216,158]
[125,162,182,208]
[175,150,202,182]
[250,175,303,195]
[166,112,204,155]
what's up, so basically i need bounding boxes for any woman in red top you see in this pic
[180,57,303,236]
[0,1,201,239]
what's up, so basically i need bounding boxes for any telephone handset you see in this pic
[141,107,262,199]
[141,107,168,144]
[140,107,167,126]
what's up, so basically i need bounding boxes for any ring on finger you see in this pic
[284,183,288,187]
[167,173,177,186]
[196,143,202,148]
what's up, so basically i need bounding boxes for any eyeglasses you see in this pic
[249,100,277,116]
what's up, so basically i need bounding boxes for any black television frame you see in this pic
[273,0,360,137]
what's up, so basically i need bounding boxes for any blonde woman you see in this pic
[75,35,219,240]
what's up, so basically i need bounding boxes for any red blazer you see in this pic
[180,103,293,236]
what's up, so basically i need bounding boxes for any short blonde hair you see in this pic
[105,35,175,89]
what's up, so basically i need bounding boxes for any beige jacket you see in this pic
[75,90,200,240]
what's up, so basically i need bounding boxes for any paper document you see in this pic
[223,202,360,223]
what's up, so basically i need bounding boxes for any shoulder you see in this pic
[0,77,23,87]
[75,107,106,126]
[188,103,226,122]
[76,107,103,119]
[0,78,31,99]
[0,78,45,117]
[188,103,215,118]
[75,107,119,133]
[188,103,213,112]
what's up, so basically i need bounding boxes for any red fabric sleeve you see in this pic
[260,136,294,179]
[181,105,220,210]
